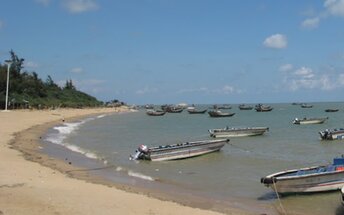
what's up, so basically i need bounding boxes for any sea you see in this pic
[43,102,344,215]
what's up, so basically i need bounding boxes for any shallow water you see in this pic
[44,102,344,214]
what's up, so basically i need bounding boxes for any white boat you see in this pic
[292,117,328,125]
[208,127,269,138]
[129,139,229,161]
[261,157,344,194]
[319,128,344,140]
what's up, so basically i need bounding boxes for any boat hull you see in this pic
[261,162,344,194]
[264,171,344,193]
[293,118,328,125]
[209,127,268,138]
[132,139,229,161]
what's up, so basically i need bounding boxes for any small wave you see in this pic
[128,171,155,181]
[66,145,99,160]
[97,114,106,119]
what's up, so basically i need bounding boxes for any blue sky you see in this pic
[1,0,344,104]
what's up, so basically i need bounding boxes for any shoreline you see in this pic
[0,108,258,215]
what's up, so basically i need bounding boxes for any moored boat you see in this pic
[208,126,269,138]
[146,109,166,116]
[187,107,207,114]
[238,104,253,110]
[129,139,229,161]
[208,110,235,117]
[319,128,344,140]
[301,103,313,108]
[325,109,339,112]
[261,157,344,194]
[255,104,273,112]
[292,117,328,125]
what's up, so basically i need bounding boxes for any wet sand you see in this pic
[0,108,256,215]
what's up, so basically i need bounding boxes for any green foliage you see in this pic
[0,51,103,109]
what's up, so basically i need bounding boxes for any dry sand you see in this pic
[0,108,256,215]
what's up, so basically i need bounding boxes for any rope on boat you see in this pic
[272,179,287,215]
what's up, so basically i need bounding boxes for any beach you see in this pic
[0,108,253,215]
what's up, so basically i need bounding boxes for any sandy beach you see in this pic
[0,108,255,215]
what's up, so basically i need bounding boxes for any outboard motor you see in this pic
[129,145,148,160]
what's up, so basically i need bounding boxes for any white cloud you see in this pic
[136,86,158,95]
[24,61,39,69]
[263,34,287,49]
[62,0,99,14]
[279,64,293,72]
[301,17,320,29]
[35,0,51,6]
[324,0,344,17]
[70,67,83,73]
[294,67,314,79]
[283,66,344,91]
[178,85,242,95]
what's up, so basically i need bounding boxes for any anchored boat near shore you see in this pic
[261,157,344,194]
[129,139,229,161]
[208,127,269,138]
[292,117,328,125]
[319,128,344,140]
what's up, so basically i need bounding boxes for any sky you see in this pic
[1,0,344,105]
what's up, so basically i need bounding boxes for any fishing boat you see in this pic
[341,186,344,206]
[292,117,328,125]
[187,107,207,114]
[261,156,344,194]
[208,126,269,138]
[255,104,273,112]
[146,109,166,116]
[129,139,229,161]
[301,103,313,108]
[319,128,344,140]
[325,109,339,112]
[208,110,235,117]
[238,104,253,110]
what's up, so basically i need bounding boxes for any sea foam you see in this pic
[44,116,104,161]
[128,171,155,181]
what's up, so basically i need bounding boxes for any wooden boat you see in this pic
[208,110,235,117]
[319,128,344,140]
[255,104,273,112]
[292,117,328,125]
[129,139,229,161]
[325,109,339,112]
[261,157,344,194]
[187,107,207,114]
[163,106,184,113]
[238,104,253,110]
[208,126,269,138]
[214,104,232,109]
[301,103,313,108]
[146,109,166,116]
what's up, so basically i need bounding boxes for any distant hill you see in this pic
[0,50,103,109]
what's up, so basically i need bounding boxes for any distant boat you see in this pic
[261,157,344,194]
[319,128,344,140]
[146,109,166,116]
[208,126,269,138]
[238,104,253,110]
[255,104,273,112]
[129,139,229,161]
[186,107,207,114]
[163,106,184,113]
[325,109,339,112]
[292,117,328,125]
[208,110,235,117]
[301,103,313,108]
[214,104,232,109]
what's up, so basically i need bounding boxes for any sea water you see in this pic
[44,102,344,214]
